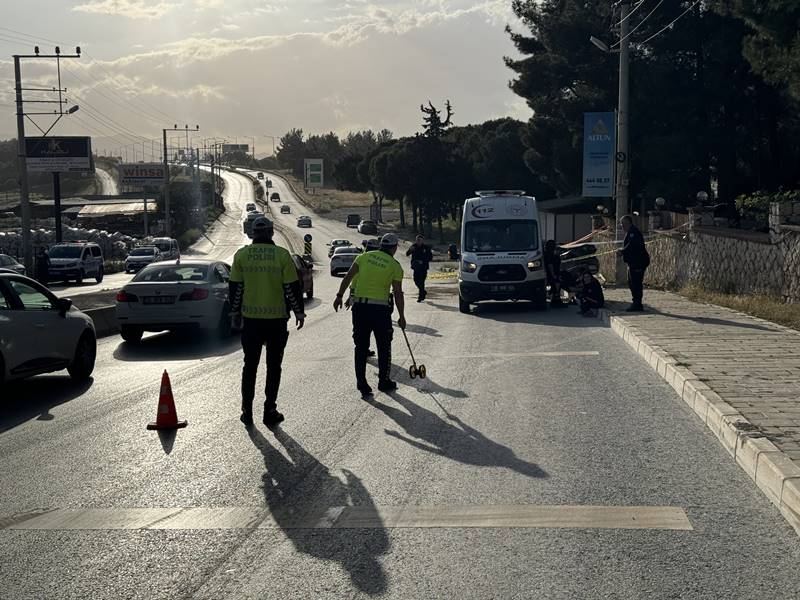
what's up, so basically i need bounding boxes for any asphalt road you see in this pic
[2,175,800,599]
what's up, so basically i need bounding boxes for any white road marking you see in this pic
[3,505,692,532]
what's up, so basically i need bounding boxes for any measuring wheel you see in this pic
[417,364,427,379]
[409,365,418,379]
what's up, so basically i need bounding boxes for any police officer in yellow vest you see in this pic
[229,216,305,427]
[334,233,406,396]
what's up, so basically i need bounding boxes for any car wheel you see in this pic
[75,270,84,285]
[67,331,96,381]
[120,326,143,343]
[95,266,104,283]
[458,295,471,314]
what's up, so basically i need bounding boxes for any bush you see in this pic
[736,190,800,228]
[178,228,202,249]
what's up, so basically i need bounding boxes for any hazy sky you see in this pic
[0,0,528,156]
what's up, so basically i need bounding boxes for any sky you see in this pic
[0,0,529,157]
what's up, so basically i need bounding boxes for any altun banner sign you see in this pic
[25,136,94,173]
[582,112,615,197]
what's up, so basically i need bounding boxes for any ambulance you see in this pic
[458,190,546,313]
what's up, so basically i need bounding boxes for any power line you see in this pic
[639,0,702,45]
[613,0,665,47]
[612,0,647,28]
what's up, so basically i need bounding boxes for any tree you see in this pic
[420,101,454,138]
[276,129,305,179]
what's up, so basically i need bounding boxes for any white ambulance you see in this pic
[458,190,546,313]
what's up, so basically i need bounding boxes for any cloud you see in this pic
[72,0,177,19]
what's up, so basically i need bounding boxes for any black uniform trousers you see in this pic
[241,317,289,412]
[412,269,428,299]
[352,303,393,385]
[628,267,646,306]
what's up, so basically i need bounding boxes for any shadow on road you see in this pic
[370,391,548,480]
[470,302,605,328]
[0,376,93,432]
[247,427,389,596]
[113,331,241,362]
[403,323,441,337]
[388,365,467,399]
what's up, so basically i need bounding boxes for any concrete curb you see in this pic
[84,305,119,339]
[600,307,800,536]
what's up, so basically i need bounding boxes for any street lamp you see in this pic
[696,191,709,205]
[590,36,610,52]
[66,105,79,114]
[655,197,666,208]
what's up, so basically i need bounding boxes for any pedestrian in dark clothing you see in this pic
[543,240,565,307]
[406,234,433,302]
[35,248,50,285]
[577,271,604,317]
[618,215,650,312]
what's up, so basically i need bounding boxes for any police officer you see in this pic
[334,233,406,397]
[406,234,433,302]
[543,240,564,307]
[618,215,650,312]
[229,216,306,427]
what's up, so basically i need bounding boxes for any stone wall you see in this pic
[593,200,800,302]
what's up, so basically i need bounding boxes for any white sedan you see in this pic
[115,259,232,343]
[330,246,362,276]
[0,273,96,385]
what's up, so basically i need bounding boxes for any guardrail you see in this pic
[85,305,119,338]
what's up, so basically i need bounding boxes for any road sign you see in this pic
[582,112,615,197]
[25,136,93,172]
[304,158,323,189]
[119,163,167,187]
[303,234,313,243]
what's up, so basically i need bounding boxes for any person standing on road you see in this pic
[334,233,406,397]
[406,234,433,302]
[543,240,565,308]
[618,215,650,312]
[229,216,306,427]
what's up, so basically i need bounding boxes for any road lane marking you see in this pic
[3,505,691,532]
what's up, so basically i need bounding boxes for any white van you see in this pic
[458,190,545,313]
[151,237,180,261]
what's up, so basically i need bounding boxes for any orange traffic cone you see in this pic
[147,370,188,430]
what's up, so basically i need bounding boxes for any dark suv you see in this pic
[346,214,361,228]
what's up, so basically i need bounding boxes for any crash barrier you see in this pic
[85,305,119,338]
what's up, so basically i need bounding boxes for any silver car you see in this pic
[125,246,162,273]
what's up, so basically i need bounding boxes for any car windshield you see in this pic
[48,245,83,258]
[131,248,156,256]
[464,219,539,252]
[133,265,208,282]
[153,241,171,252]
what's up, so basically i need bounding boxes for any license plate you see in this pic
[491,285,514,292]
[143,296,175,305]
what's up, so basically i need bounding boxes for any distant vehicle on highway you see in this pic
[245,202,257,212]
[357,220,378,235]
[151,237,180,261]
[330,246,361,276]
[327,239,352,258]
[48,241,104,285]
[458,190,545,314]
[297,215,312,228]
[346,214,361,228]
[116,259,233,343]
[0,272,96,386]
[125,246,162,273]
[362,238,380,251]
[291,253,314,299]
[243,211,264,238]
[0,254,25,275]
[280,205,291,214]
[257,172,264,180]
[270,192,281,202]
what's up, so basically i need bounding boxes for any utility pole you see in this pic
[615,1,631,283]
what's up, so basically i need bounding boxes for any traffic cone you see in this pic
[147,370,188,430]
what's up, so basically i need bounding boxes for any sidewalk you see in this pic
[602,288,800,535]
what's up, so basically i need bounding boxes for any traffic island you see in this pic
[599,288,800,535]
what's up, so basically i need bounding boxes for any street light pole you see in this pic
[615,1,631,283]
[13,56,33,272]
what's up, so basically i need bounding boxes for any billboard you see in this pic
[582,112,615,197]
[222,144,249,154]
[25,136,93,172]
[304,158,323,188]
[119,163,167,187]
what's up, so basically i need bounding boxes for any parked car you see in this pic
[330,246,361,276]
[245,202,257,212]
[328,239,352,258]
[280,205,291,214]
[357,220,378,235]
[270,192,281,202]
[0,254,25,275]
[47,241,104,284]
[151,237,180,261]
[257,172,264,180]
[0,272,96,386]
[291,254,314,299]
[297,215,312,228]
[346,214,362,228]
[115,259,233,343]
[362,238,380,251]
[124,246,162,273]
